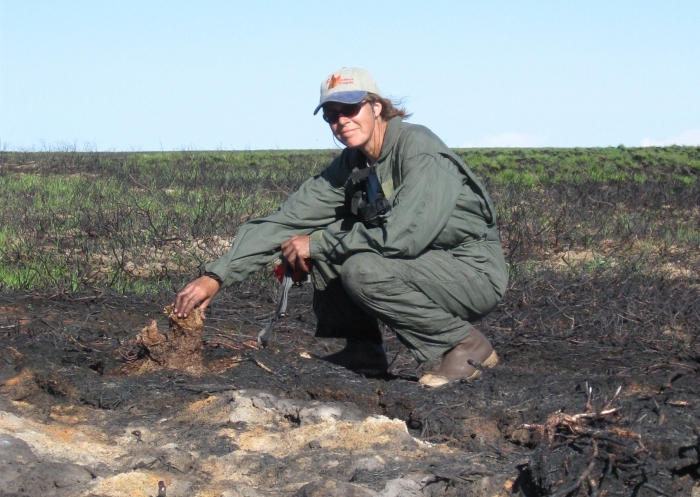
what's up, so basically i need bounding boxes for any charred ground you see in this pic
[0,148,699,496]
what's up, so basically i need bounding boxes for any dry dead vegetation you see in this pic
[0,149,699,496]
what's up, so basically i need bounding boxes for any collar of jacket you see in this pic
[376,116,403,164]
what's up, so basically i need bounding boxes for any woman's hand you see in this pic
[281,235,311,272]
[173,275,221,319]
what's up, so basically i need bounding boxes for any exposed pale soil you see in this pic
[0,276,699,496]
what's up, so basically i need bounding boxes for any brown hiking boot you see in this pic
[419,329,498,388]
[321,340,389,375]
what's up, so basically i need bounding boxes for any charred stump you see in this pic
[118,306,205,375]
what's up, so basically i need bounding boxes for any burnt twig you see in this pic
[251,358,276,375]
[551,439,599,497]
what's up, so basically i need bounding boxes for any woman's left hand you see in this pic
[281,235,311,272]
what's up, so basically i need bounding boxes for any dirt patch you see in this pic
[0,283,699,496]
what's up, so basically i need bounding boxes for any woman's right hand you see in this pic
[173,275,221,319]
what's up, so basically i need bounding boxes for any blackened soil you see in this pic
[1,276,699,496]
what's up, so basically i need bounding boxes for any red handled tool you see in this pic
[257,258,312,347]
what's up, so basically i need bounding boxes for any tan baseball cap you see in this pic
[313,67,381,115]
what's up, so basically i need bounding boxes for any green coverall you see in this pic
[206,117,508,362]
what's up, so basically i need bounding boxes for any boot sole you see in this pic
[314,353,388,376]
[419,351,499,388]
[352,367,388,376]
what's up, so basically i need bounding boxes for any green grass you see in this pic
[0,146,698,294]
[455,146,700,184]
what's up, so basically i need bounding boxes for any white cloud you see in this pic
[640,128,700,147]
[461,133,547,148]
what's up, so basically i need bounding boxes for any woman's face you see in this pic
[323,100,382,150]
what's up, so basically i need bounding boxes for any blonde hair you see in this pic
[364,93,411,120]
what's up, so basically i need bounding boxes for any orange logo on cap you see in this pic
[328,74,342,89]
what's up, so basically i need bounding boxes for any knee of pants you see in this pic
[340,253,390,303]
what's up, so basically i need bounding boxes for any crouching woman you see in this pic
[174,67,508,387]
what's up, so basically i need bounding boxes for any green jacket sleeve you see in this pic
[309,152,463,262]
[205,158,347,287]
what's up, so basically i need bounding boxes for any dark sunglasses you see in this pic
[322,101,369,124]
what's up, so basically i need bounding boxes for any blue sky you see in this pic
[1,1,699,151]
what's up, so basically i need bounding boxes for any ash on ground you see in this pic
[0,283,698,496]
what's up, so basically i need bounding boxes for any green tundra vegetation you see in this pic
[0,146,698,294]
